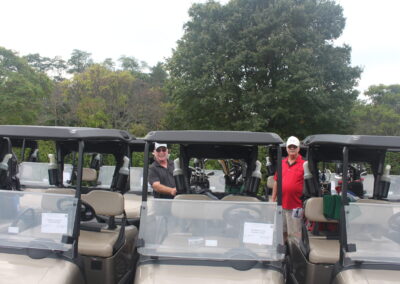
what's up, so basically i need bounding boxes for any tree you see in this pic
[56,64,167,133]
[149,62,168,88]
[24,54,67,82]
[167,0,361,138]
[0,47,53,124]
[102,58,115,71]
[119,56,141,73]
[352,84,400,136]
[67,49,93,74]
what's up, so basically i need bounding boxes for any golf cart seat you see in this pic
[303,197,340,264]
[221,195,260,202]
[82,167,97,182]
[46,188,138,256]
[174,194,214,200]
[78,190,137,258]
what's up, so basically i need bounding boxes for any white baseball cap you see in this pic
[286,136,300,147]
[154,142,167,150]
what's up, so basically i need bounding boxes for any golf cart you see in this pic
[0,125,138,284]
[287,134,400,284]
[134,130,286,283]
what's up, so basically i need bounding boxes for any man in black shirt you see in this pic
[148,143,176,198]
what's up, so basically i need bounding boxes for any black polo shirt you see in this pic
[148,160,175,199]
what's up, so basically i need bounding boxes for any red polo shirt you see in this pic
[274,154,305,209]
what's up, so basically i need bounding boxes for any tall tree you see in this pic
[24,54,67,82]
[67,49,93,74]
[0,47,53,124]
[167,0,361,137]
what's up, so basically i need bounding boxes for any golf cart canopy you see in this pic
[144,130,283,160]
[302,134,400,163]
[0,125,133,154]
[303,134,400,149]
[144,130,283,145]
[129,138,146,152]
[0,125,131,141]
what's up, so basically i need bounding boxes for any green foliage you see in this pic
[54,64,168,133]
[352,84,400,135]
[0,47,53,125]
[385,152,400,175]
[166,0,361,138]
[67,49,94,74]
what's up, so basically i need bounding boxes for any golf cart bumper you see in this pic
[134,263,284,284]
[0,252,84,284]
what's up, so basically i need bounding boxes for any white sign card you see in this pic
[8,226,19,234]
[205,239,218,247]
[188,237,204,247]
[243,222,274,245]
[41,213,68,234]
[63,172,71,183]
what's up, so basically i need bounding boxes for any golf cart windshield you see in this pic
[97,166,150,192]
[345,202,400,263]
[388,175,400,200]
[0,190,77,252]
[138,199,284,261]
[18,162,73,188]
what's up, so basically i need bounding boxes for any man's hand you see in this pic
[152,182,177,197]
[170,187,177,196]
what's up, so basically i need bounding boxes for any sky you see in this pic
[1,0,399,94]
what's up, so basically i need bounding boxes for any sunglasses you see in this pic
[288,145,298,150]
[156,147,167,152]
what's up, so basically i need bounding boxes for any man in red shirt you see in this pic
[272,136,305,241]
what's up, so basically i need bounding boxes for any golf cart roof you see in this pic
[144,130,283,145]
[303,134,400,149]
[302,134,400,163]
[129,138,146,152]
[0,125,134,155]
[0,125,132,142]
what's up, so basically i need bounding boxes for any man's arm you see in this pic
[272,181,277,202]
[152,181,177,196]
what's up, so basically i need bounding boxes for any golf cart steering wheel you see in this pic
[222,205,262,229]
[388,212,400,232]
[80,200,96,221]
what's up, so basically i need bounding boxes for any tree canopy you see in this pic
[52,64,167,136]
[167,0,361,138]
[352,84,400,136]
[0,47,53,124]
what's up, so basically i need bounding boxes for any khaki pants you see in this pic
[283,209,303,242]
